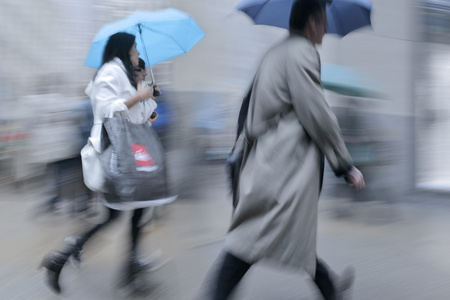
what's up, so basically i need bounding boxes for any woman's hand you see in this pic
[136,81,155,101]
[149,112,158,124]
[125,82,154,109]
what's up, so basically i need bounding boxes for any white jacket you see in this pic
[85,57,157,152]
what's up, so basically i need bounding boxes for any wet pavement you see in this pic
[1,163,450,299]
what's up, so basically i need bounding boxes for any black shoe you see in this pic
[118,261,140,288]
[39,251,68,294]
[120,254,153,288]
[64,236,83,270]
[119,251,170,288]
[64,236,83,269]
[335,267,355,300]
[71,247,83,269]
[130,258,150,273]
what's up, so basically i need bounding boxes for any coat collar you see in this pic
[111,57,126,71]
[289,34,315,48]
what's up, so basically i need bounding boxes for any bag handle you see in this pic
[115,110,132,122]
[232,80,254,152]
[231,78,292,153]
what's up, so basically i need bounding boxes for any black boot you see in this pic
[39,251,69,294]
[64,236,84,269]
[118,252,150,289]
[335,267,355,300]
[130,257,151,273]
[71,246,83,269]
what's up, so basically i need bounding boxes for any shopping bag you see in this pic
[100,116,175,204]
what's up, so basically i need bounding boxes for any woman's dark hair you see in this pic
[101,32,136,87]
[289,0,331,34]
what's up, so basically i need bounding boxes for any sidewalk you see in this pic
[1,164,450,299]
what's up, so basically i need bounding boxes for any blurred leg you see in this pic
[41,207,121,294]
[213,252,252,300]
[76,208,121,247]
[131,208,144,254]
[314,259,337,300]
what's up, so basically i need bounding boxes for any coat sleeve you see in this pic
[93,67,128,119]
[287,48,353,177]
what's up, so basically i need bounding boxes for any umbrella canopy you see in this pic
[321,64,381,98]
[236,0,372,36]
[84,8,205,69]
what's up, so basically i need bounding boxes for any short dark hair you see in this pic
[138,58,146,70]
[289,0,331,34]
[101,32,136,87]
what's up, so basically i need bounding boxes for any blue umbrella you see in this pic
[85,8,205,82]
[236,0,372,36]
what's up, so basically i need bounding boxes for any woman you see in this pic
[40,32,160,294]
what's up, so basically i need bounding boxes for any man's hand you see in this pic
[149,112,158,124]
[345,166,365,190]
[153,84,161,97]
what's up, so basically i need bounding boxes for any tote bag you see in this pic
[100,116,176,204]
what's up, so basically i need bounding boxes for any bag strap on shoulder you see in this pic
[232,79,254,152]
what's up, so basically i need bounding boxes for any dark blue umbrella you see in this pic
[236,0,372,36]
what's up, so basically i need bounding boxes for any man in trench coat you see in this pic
[207,0,365,299]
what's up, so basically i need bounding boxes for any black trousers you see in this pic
[66,207,145,256]
[213,252,336,300]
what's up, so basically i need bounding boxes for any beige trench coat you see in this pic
[224,35,353,277]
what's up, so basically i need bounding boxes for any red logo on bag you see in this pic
[131,144,157,171]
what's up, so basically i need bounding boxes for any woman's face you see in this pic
[129,42,140,67]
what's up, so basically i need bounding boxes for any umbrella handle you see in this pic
[146,66,160,96]
[148,65,156,85]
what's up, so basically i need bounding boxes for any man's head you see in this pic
[289,0,331,44]
[134,58,147,83]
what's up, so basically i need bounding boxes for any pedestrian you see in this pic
[207,0,365,299]
[39,90,95,216]
[134,57,160,124]
[132,58,163,227]
[39,32,160,294]
[134,58,148,85]
[135,58,174,150]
